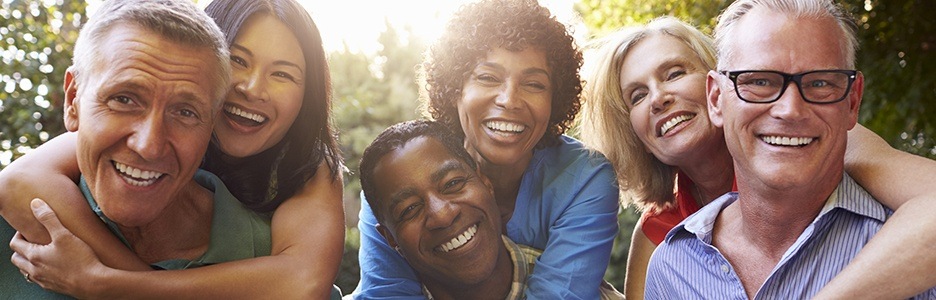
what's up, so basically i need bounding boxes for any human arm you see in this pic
[815,124,936,299]
[349,191,426,299]
[523,160,620,300]
[13,163,346,299]
[624,221,656,300]
[0,132,148,270]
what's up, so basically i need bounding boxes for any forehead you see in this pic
[232,14,305,70]
[620,34,706,81]
[479,47,550,74]
[723,8,847,71]
[87,24,219,107]
[372,137,466,192]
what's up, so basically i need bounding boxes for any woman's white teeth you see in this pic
[440,224,478,253]
[224,105,266,123]
[660,114,694,136]
[761,136,814,146]
[114,162,163,186]
[485,121,525,133]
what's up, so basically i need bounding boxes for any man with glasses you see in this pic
[644,0,936,299]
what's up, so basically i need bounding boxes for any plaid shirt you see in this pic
[422,236,536,300]
[423,236,624,300]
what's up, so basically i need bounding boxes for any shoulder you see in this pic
[530,135,616,187]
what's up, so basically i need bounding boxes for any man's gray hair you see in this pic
[713,0,859,70]
[72,0,231,107]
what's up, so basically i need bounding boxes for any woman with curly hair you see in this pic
[580,16,936,299]
[354,0,620,298]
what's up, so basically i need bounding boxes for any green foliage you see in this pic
[1,0,86,169]
[576,0,936,159]
[575,0,728,36]
[604,207,640,291]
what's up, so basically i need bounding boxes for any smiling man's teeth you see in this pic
[224,105,267,123]
[660,114,695,136]
[439,224,478,253]
[761,135,814,146]
[114,162,164,187]
[485,121,525,133]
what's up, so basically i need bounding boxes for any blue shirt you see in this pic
[352,135,620,299]
[645,174,936,299]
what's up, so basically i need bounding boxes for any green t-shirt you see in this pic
[0,169,271,298]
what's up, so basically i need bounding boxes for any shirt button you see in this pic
[721,265,730,273]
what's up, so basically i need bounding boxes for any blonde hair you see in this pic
[714,0,859,70]
[580,16,715,211]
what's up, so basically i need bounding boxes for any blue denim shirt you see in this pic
[352,135,620,299]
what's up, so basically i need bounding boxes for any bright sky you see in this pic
[297,0,582,53]
[88,0,582,54]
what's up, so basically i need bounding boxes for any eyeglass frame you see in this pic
[718,69,858,104]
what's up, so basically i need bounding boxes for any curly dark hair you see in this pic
[421,0,583,147]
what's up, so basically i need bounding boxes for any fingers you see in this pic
[10,240,35,281]
[9,231,33,258]
[29,198,67,237]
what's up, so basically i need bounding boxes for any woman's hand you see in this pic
[10,198,111,298]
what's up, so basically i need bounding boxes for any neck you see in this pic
[118,179,213,264]
[733,172,841,257]
[475,153,532,227]
[678,149,734,206]
[424,242,514,300]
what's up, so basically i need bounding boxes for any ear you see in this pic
[844,72,864,130]
[376,223,402,256]
[706,70,726,128]
[63,67,80,132]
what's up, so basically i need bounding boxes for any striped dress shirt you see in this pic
[645,173,936,299]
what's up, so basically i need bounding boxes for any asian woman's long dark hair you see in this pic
[203,0,342,213]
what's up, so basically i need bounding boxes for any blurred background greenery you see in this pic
[2,0,933,294]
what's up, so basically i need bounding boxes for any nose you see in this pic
[127,112,168,161]
[234,70,268,102]
[494,82,522,110]
[769,82,808,121]
[649,87,674,115]
[424,195,458,230]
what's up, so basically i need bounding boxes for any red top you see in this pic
[639,172,737,245]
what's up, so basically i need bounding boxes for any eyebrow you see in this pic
[231,43,305,75]
[431,160,466,183]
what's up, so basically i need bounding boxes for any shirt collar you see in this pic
[666,172,886,244]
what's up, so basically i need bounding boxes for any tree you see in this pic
[330,20,427,293]
[0,0,86,169]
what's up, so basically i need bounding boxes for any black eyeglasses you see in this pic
[719,70,858,104]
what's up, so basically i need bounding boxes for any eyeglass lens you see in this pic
[735,71,851,103]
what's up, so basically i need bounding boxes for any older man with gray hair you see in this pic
[0,0,271,297]
[644,0,936,298]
